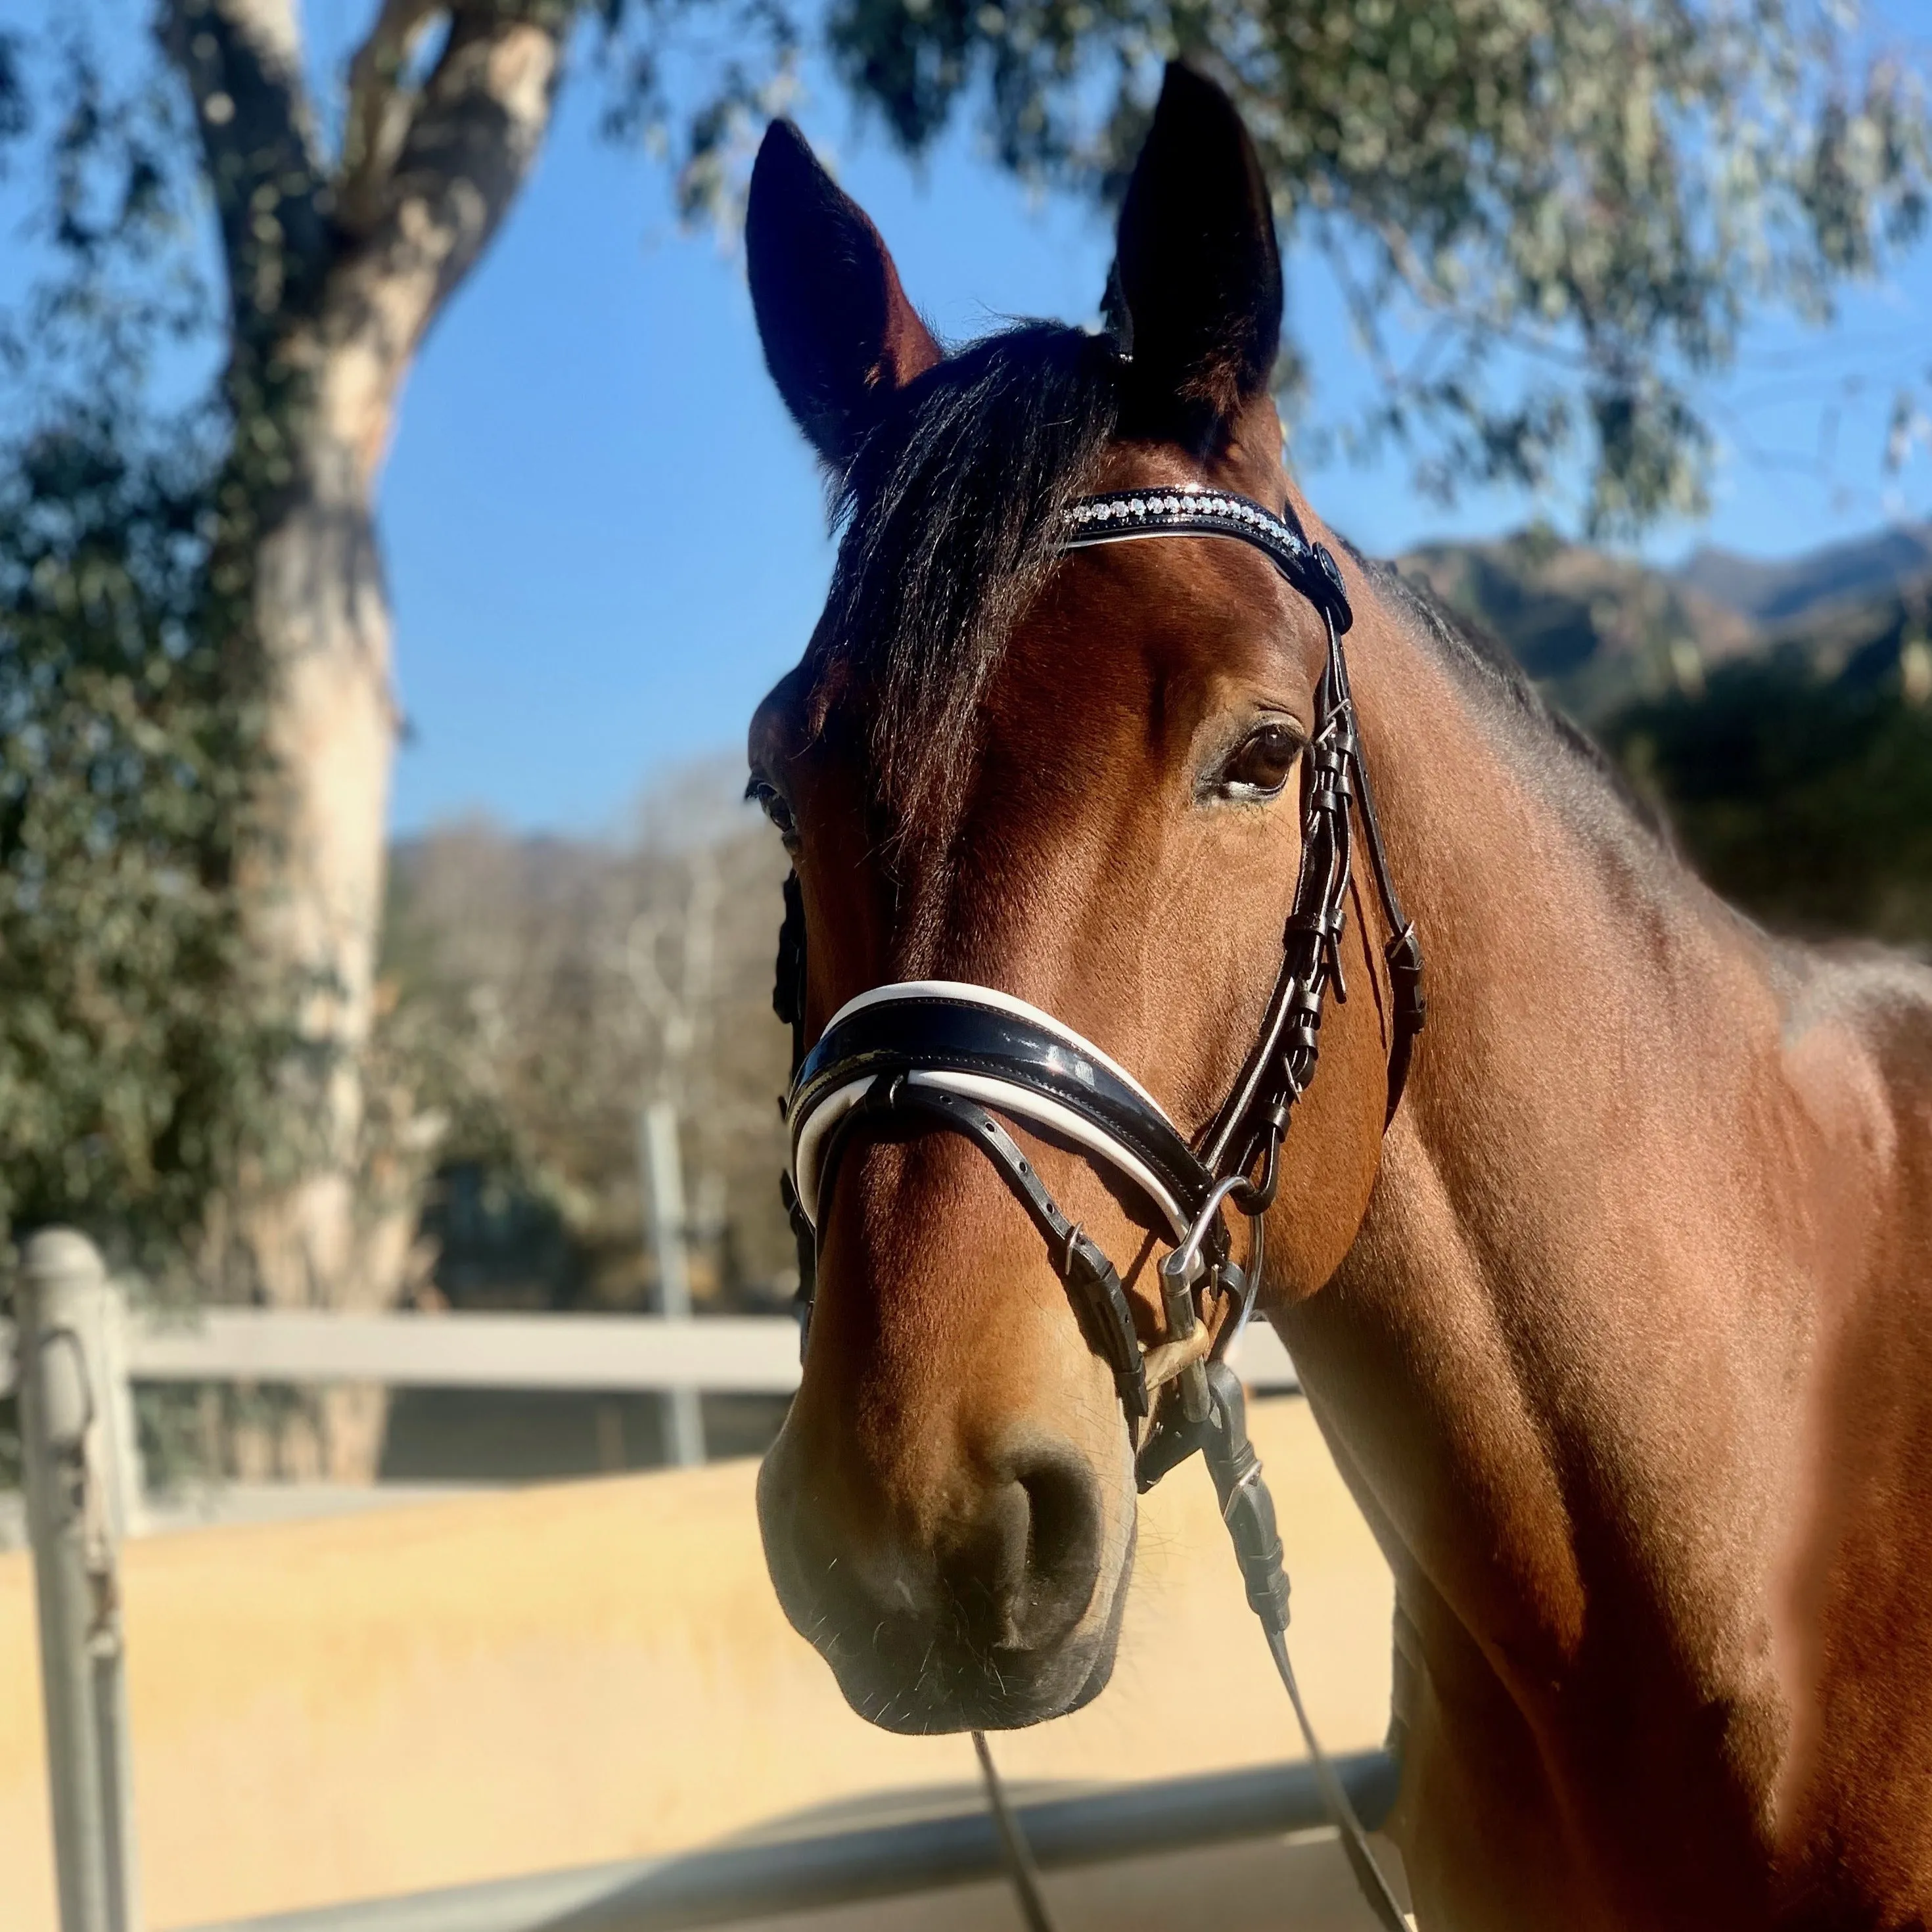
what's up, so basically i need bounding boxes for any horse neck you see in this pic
[1290,589,1828,1697]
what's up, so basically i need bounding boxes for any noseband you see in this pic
[768,484,1424,1932]
[775,484,1425,1485]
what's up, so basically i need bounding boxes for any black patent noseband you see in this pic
[774,483,1425,1484]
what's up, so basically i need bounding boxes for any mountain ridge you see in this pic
[1394,518,1932,725]
[1678,522,1932,629]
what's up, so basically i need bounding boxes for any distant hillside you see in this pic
[1396,518,1932,947]
[1394,519,1932,727]
[1679,523,1932,631]
[1395,528,1759,725]
[1601,607,1932,947]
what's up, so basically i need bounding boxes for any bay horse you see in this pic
[743,64,1932,1931]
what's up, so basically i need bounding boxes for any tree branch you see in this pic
[160,0,333,345]
[328,3,568,378]
[336,0,448,238]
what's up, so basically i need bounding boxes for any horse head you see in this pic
[746,67,1411,1734]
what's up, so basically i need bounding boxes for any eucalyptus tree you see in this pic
[0,2,600,1472]
[166,3,575,1469]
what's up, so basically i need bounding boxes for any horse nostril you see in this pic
[954,1443,1105,1651]
[1020,1446,1105,1596]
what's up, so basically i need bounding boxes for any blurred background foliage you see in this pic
[0,407,286,1274]
[377,766,794,1315]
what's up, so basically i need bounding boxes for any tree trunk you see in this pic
[169,0,568,1479]
[227,348,399,1478]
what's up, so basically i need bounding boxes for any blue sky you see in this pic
[378,90,1113,834]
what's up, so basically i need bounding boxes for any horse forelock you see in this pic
[810,323,1122,864]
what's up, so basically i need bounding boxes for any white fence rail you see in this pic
[1,1304,1300,1400]
[115,1309,807,1393]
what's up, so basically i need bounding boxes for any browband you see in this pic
[1059,485,1354,635]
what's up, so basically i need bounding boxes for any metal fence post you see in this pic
[641,1101,706,1467]
[18,1228,144,1932]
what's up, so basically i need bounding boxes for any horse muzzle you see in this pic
[756,1410,1133,1732]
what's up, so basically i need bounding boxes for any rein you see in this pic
[770,483,1423,1930]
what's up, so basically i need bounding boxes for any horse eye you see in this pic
[748,778,799,846]
[1220,723,1304,798]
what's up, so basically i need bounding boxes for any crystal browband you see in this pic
[1062,487,1307,547]
[1059,486,1352,632]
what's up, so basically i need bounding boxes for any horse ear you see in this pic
[747,122,942,469]
[1109,65,1282,431]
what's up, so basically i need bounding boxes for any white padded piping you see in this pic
[814,980,1168,1113]
[790,1077,874,1233]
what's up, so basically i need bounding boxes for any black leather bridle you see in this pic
[776,484,1423,1475]
[768,484,1425,1931]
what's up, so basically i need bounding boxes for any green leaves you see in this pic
[0,407,283,1266]
[817,0,1931,534]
